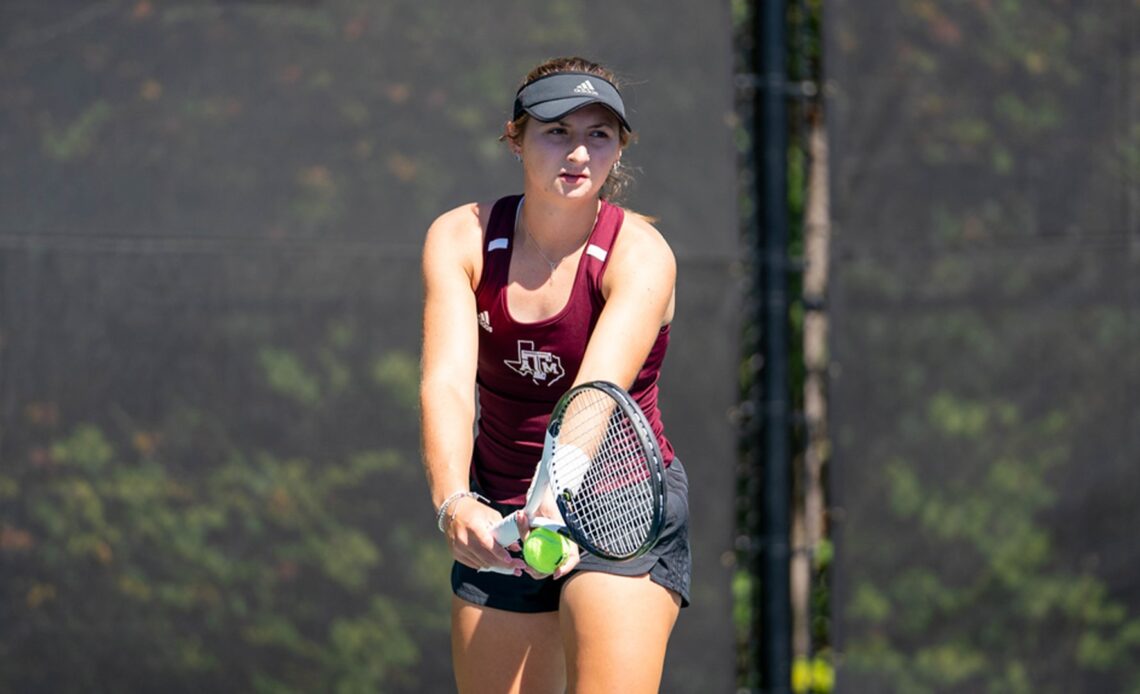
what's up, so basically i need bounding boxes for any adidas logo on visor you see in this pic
[573,79,600,96]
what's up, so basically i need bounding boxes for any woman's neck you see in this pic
[517,195,601,258]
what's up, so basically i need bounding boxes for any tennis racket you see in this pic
[483,380,667,574]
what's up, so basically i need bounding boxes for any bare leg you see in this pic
[559,573,681,694]
[451,596,567,694]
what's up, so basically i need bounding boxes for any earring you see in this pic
[514,152,522,162]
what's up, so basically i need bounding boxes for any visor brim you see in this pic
[513,71,633,131]
[523,98,631,131]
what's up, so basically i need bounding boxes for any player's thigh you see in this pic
[451,596,566,694]
[559,572,681,694]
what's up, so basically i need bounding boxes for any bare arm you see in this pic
[575,212,677,389]
[420,203,524,572]
[420,206,478,509]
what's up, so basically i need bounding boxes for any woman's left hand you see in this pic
[512,509,581,580]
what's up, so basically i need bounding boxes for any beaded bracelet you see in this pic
[435,490,489,533]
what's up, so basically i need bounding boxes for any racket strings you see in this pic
[551,389,659,558]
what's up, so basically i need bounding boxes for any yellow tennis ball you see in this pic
[522,527,569,574]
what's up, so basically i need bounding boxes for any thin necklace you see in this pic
[515,197,597,279]
[516,197,560,275]
[525,227,559,273]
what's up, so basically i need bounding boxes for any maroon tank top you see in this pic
[473,194,674,504]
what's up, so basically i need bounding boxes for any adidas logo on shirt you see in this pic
[478,310,493,333]
[573,79,600,96]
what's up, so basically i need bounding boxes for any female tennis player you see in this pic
[420,56,691,693]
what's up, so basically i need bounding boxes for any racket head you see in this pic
[545,380,667,561]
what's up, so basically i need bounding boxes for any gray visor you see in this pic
[513,72,631,131]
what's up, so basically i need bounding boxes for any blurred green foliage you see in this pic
[829,0,1139,687]
[2,310,434,691]
[734,0,1139,691]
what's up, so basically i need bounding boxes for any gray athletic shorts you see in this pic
[451,459,691,613]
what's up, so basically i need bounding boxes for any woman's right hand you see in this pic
[444,497,528,575]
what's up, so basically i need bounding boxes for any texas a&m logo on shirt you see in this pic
[504,340,565,386]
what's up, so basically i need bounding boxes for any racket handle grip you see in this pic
[491,513,563,549]
[493,512,522,547]
[480,565,515,575]
[480,514,520,575]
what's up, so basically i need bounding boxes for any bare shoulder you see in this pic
[424,200,493,258]
[423,200,497,290]
[612,208,676,272]
[600,206,677,322]
[425,201,487,248]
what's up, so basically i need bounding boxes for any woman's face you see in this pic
[517,104,623,201]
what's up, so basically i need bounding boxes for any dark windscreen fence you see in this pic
[0,2,738,692]
[827,1,1139,692]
